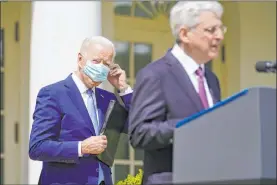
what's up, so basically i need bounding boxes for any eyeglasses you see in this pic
[203,25,227,35]
[188,24,227,38]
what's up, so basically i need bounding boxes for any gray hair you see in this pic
[169,1,224,41]
[80,36,116,61]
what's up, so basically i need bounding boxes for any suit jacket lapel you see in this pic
[165,51,204,112]
[205,68,220,104]
[64,75,96,135]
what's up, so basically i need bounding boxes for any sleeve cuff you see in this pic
[78,141,83,157]
[118,86,133,96]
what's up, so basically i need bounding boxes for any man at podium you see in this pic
[129,1,225,184]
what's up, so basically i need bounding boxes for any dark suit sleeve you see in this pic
[117,91,132,134]
[120,93,132,110]
[128,70,182,150]
[29,87,79,163]
[122,93,132,134]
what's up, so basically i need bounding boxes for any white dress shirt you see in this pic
[71,72,132,156]
[171,44,214,108]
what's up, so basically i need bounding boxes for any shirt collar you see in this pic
[71,72,95,94]
[171,44,205,75]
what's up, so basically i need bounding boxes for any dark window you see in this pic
[115,134,129,160]
[134,43,152,76]
[0,72,3,110]
[0,29,4,67]
[114,164,129,184]
[114,41,130,78]
[0,158,3,184]
[0,115,3,153]
[114,2,132,16]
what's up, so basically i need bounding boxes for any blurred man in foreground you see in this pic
[129,1,225,184]
[29,36,132,185]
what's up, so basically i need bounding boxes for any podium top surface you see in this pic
[176,89,249,128]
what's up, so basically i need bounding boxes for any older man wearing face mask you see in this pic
[129,1,225,185]
[29,36,132,185]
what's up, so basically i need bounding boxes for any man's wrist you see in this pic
[118,85,133,96]
[118,84,129,93]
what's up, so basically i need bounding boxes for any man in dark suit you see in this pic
[128,1,225,184]
[29,36,132,185]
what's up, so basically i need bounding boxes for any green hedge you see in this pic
[116,169,143,185]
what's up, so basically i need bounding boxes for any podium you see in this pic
[173,87,276,184]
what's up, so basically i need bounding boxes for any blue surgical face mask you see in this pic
[82,60,110,82]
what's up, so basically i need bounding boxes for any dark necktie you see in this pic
[195,67,209,109]
[86,89,104,183]
[86,89,99,134]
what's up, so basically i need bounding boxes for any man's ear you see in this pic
[178,27,190,44]
[78,53,83,62]
[77,53,85,70]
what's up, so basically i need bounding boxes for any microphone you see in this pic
[255,61,276,73]
[100,100,115,135]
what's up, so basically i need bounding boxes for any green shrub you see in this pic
[116,169,143,185]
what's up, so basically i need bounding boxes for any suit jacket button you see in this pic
[96,168,99,172]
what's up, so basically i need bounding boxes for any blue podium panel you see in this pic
[173,87,276,184]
